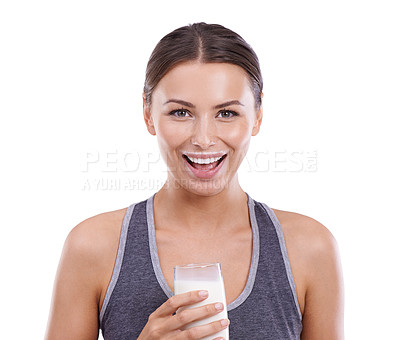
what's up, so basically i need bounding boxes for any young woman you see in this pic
[45,23,344,339]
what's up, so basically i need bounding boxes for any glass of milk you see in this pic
[174,263,229,340]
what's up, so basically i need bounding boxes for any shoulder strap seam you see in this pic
[259,202,303,321]
[99,202,137,326]
[147,194,174,298]
[227,194,260,311]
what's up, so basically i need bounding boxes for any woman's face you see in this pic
[143,61,262,196]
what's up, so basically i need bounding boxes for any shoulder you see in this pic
[45,207,129,338]
[270,208,343,320]
[68,207,128,244]
[66,208,127,253]
[271,208,342,278]
[63,208,127,267]
[271,208,340,260]
[67,207,129,296]
[60,206,129,300]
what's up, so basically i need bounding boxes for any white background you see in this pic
[1,1,399,339]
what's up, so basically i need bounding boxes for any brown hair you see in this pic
[143,22,263,109]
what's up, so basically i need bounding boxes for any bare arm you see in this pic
[300,221,345,340]
[45,220,104,340]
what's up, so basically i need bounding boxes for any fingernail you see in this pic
[220,319,229,327]
[215,303,224,310]
[199,290,208,298]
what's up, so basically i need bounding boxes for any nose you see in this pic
[190,116,216,149]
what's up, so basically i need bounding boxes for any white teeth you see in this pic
[186,156,223,164]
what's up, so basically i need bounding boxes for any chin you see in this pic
[167,176,231,197]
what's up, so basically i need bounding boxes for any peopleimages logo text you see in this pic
[81,149,318,174]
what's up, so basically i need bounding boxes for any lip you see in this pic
[182,151,228,159]
[183,153,227,179]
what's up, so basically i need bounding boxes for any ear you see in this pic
[143,94,156,136]
[251,93,263,136]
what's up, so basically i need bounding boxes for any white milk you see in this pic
[174,280,229,340]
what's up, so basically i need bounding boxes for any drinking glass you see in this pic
[174,263,229,340]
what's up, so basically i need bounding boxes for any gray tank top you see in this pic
[99,194,302,339]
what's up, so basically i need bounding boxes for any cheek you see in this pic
[217,122,253,168]
[156,122,188,155]
[218,121,253,148]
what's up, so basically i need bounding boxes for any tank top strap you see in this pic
[259,202,302,320]
[99,202,137,324]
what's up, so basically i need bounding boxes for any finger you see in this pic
[153,290,209,317]
[167,302,225,331]
[176,318,230,340]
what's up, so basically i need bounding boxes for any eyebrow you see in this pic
[163,99,244,109]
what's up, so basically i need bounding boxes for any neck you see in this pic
[154,177,249,234]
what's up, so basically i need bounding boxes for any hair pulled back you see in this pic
[143,22,263,110]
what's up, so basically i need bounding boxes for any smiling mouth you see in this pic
[183,154,227,171]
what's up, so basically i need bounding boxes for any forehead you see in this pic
[152,62,255,106]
